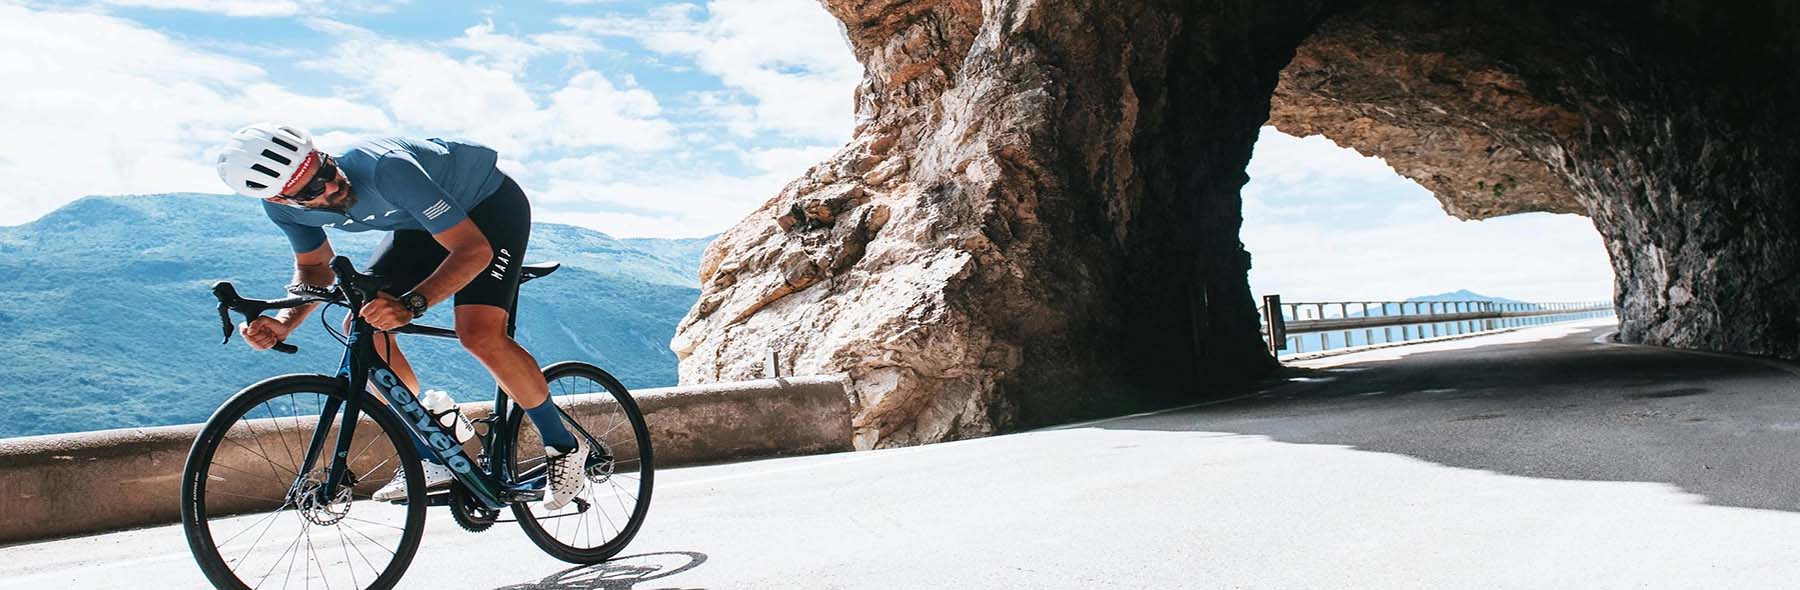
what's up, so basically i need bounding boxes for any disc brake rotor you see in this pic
[292,472,354,526]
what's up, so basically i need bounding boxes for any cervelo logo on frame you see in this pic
[372,368,475,475]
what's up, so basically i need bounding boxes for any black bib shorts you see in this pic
[367,174,531,313]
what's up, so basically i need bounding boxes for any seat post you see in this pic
[506,285,520,337]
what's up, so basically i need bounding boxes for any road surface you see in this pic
[6,318,1800,588]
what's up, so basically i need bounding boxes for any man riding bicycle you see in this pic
[214,123,587,510]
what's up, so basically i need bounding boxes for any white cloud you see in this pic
[449,20,547,73]
[742,145,838,174]
[1242,129,1615,303]
[308,21,675,157]
[560,0,861,142]
[447,20,603,74]
[530,31,603,55]
[545,71,676,151]
[514,145,815,238]
[1245,127,1410,200]
[97,0,300,17]
[92,0,411,17]
[530,169,793,238]
[0,3,389,225]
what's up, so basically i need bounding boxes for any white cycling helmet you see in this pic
[216,123,317,199]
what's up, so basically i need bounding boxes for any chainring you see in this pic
[448,484,498,533]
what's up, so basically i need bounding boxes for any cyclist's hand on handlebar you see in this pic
[360,292,413,331]
[239,316,292,351]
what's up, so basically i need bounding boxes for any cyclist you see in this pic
[214,123,587,510]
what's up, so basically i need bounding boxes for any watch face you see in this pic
[404,293,427,314]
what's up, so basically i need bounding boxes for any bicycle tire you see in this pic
[181,374,428,590]
[506,361,655,564]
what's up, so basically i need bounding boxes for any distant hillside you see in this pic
[1406,289,1528,304]
[0,194,707,438]
[622,236,713,281]
[1334,290,1535,318]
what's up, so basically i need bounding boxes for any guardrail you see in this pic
[0,375,854,544]
[1258,295,1616,358]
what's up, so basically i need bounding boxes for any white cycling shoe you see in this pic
[371,461,454,501]
[542,436,590,511]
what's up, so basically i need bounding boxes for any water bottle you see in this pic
[420,390,477,443]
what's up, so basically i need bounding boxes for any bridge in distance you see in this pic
[6,318,1800,589]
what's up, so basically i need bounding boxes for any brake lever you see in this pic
[217,302,234,345]
[212,281,299,354]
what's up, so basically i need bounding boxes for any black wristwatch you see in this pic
[398,291,429,318]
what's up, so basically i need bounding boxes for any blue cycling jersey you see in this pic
[262,137,506,253]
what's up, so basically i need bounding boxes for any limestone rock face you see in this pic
[674,0,1323,449]
[674,0,1800,449]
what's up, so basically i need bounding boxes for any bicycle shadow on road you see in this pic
[491,552,709,590]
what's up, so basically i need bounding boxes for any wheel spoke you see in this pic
[508,365,652,559]
[215,503,291,551]
[340,521,399,557]
[262,403,306,484]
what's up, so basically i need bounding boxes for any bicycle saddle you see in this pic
[520,261,561,283]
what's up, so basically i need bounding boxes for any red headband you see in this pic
[280,151,322,195]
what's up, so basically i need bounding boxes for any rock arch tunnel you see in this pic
[669,0,1800,449]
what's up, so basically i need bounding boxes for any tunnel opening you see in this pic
[1237,125,1618,357]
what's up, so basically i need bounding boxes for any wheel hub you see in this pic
[291,472,354,526]
[584,448,615,484]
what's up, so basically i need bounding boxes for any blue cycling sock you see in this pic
[524,400,577,453]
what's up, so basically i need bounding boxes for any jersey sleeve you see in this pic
[374,151,469,234]
[261,200,328,253]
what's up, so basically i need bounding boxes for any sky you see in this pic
[0,0,1616,302]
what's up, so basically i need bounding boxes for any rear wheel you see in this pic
[507,361,654,563]
[181,374,427,590]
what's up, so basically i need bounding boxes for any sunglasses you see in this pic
[280,155,338,203]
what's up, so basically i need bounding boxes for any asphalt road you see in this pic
[6,318,1800,589]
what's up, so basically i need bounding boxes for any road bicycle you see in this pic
[179,255,654,590]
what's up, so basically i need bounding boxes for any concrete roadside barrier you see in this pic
[0,375,853,545]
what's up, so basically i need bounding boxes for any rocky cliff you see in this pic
[673,0,1800,448]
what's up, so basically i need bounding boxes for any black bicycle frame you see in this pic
[284,265,540,512]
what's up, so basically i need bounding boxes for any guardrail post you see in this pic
[1262,294,1287,357]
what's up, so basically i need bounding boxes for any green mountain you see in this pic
[0,194,706,438]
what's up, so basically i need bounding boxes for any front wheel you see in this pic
[180,374,427,590]
[507,361,655,563]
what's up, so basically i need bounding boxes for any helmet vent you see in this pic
[245,181,268,190]
[270,136,298,151]
[260,149,292,166]
[249,163,280,178]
